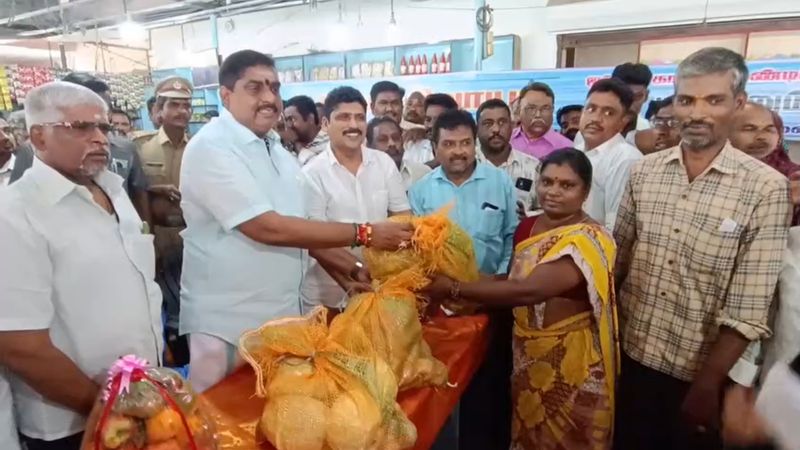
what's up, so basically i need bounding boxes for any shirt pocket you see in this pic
[476,208,503,239]
[125,233,157,280]
[143,161,166,184]
[691,219,742,276]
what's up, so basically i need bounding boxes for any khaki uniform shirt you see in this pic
[137,127,189,257]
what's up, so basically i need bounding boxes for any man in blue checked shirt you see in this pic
[409,108,518,450]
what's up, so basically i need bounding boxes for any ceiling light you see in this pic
[118,16,147,42]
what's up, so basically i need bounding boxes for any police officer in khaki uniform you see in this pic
[137,77,193,366]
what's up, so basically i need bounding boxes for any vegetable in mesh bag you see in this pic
[363,208,481,315]
[239,308,418,450]
[339,270,448,390]
[85,355,217,450]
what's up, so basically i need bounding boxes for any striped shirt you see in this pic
[614,142,791,381]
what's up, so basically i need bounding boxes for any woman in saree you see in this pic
[423,148,619,450]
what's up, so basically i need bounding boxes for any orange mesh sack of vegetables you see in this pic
[337,269,448,390]
[85,355,218,450]
[363,207,481,314]
[239,308,417,450]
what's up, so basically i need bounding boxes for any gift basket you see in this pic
[86,355,218,450]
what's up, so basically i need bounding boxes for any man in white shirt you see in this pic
[0,82,163,450]
[366,116,431,190]
[179,51,413,392]
[404,93,458,166]
[475,98,541,214]
[577,78,642,230]
[302,87,411,311]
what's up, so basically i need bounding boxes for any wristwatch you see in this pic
[349,261,364,280]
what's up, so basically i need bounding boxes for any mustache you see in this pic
[257,103,279,112]
[682,120,713,130]
[342,129,363,136]
[584,122,603,131]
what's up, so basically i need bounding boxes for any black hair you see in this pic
[109,108,130,121]
[370,81,405,103]
[612,62,653,88]
[204,109,220,119]
[588,78,634,112]
[285,95,320,125]
[539,148,593,188]
[366,116,402,147]
[556,104,583,125]
[219,50,276,90]
[644,95,674,120]
[519,81,555,102]
[424,93,458,112]
[62,72,109,94]
[146,96,157,111]
[323,86,368,119]
[476,98,511,123]
[315,102,324,108]
[432,109,476,145]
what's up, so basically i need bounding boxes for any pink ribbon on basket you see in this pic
[103,354,149,400]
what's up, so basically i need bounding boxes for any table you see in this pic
[203,314,489,450]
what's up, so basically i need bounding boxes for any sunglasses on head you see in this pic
[36,121,113,134]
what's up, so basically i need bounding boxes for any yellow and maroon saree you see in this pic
[509,223,619,450]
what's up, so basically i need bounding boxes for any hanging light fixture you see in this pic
[118,0,146,42]
[389,0,397,25]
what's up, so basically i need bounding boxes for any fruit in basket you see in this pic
[101,415,135,449]
[113,380,166,418]
[261,395,327,450]
[326,388,381,450]
[146,408,183,443]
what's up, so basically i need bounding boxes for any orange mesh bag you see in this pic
[81,355,218,450]
[239,308,416,450]
[364,208,481,314]
[337,269,448,390]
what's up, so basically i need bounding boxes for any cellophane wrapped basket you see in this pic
[239,308,417,450]
[88,355,218,450]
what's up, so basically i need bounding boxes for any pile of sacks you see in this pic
[239,209,480,450]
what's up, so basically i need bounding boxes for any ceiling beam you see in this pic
[0,0,98,26]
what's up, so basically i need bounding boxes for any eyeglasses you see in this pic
[650,117,681,129]
[522,105,554,116]
[36,121,113,134]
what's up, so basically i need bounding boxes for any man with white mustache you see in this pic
[511,81,573,160]
[0,81,163,450]
[179,51,413,392]
[301,86,410,311]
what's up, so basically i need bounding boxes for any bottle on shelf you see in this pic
[431,54,439,74]
[421,55,429,74]
[408,55,417,75]
[415,55,423,75]
[439,52,447,73]
[445,52,451,73]
[400,56,408,76]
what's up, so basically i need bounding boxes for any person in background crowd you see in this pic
[136,77,195,368]
[0,81,163,450]
[7,110,28,149]
[731,102,800,226]
[476,98,540,215]
[370,80,404,124]
[613,47,792,450]
[109,108,133,137]
[512,82,573,160]
[510,97,521,128]
[203,109,219,122]
[612,62,654,142]
[410,109,518,450]
[423,148,619,450]
[366,116,431,189]
[635,95,681,154]
[51,72,152,223]
[179,50,413,392]
[130,96,160,142]
[404,91,426,125]
[0,118,17,186]
[556,104,583,141]
[285,95,329,166]
[404,93,459,167]
[315,102,326,128]
[301,87,410,311]
[577,77,642,231]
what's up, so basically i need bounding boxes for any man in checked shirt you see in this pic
[612,47,792,450]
